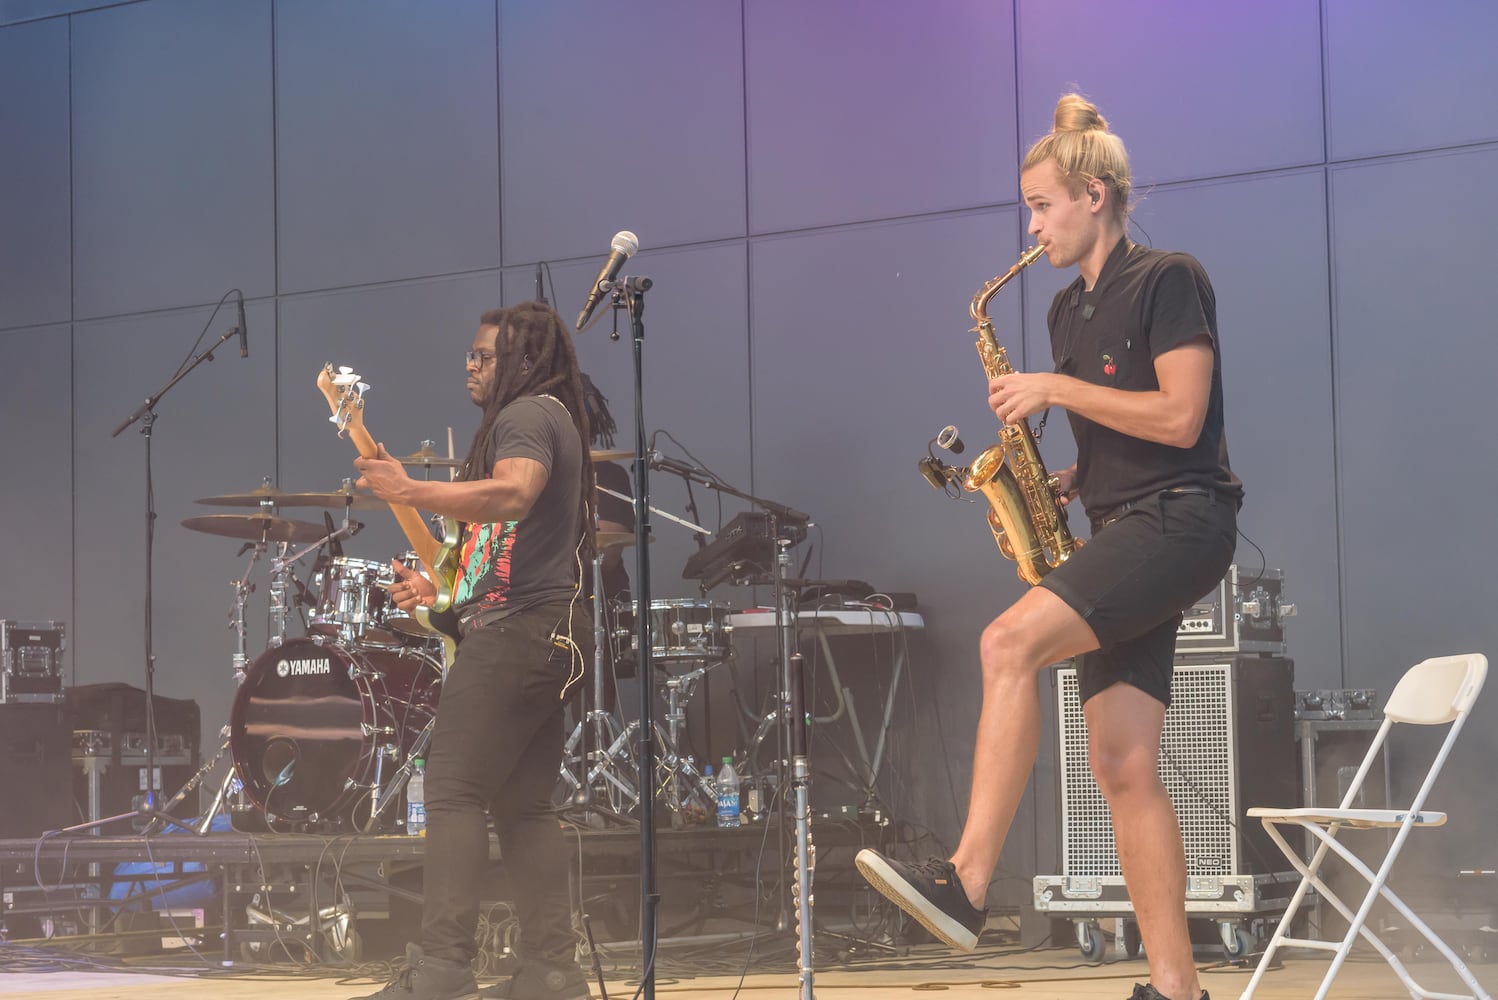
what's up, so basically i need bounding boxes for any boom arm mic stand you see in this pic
[110,309,244,836]
[605,274,661,1000]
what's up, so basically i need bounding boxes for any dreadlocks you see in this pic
[461,300,596,572]
[578,373,618,448]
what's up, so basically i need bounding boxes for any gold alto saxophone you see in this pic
[963,245,1082,585]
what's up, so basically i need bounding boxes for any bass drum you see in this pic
[229,637,442,828]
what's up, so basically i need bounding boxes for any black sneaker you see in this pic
[1128,985,1210,1000]
[854,850,987,951]
[350,943,478,1000]
[478,958,591,999]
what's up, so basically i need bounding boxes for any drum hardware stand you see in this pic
[269,517,361,644]
[110,290,247,827]
[361,715,436,831]
[657,663,722,824]
[566,489,716,822]
[560,552,640,817]
[651,465,812,933]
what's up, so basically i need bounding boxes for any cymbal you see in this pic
[196,486,383,510]
[181,513,335,544]
[590,449,634,463]
[194,484,299,506]
[596,531,650,549]
[394,444,464,468]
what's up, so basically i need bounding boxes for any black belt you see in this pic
[1094,486,1228,529]
[457,604,519,638]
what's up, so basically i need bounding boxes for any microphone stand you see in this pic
[110,324,243,832]
[605,274,660,999]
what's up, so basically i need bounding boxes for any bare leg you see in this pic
[1086,682,1200,1000]
[949,587,1099,909]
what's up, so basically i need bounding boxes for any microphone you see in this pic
[575,231,639,331]
[647,450,700,478]
[236,290,248,358]
[936,425,965,455]
[535,261,547,304]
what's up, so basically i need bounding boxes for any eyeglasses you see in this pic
[465,350,497,370]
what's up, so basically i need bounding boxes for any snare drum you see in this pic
[309,556,401,647]
[611,599,735,666]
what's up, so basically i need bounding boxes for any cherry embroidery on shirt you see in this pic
[1102,353,1116,376]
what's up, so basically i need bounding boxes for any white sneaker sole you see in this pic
[854,849,979,952]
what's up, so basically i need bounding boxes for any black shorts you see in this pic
[1040,488,1237,708]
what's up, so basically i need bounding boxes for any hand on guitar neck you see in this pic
[316,364,458,612]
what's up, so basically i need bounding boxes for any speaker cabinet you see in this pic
[1053,657,1296,877]
[0,702,75,837]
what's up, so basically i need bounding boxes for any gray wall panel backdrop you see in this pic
[1,0,1495,901]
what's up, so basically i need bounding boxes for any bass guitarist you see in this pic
[352,300,597,1000]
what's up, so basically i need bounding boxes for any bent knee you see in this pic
[1088,746,1161,801]
[978,617,1045,685]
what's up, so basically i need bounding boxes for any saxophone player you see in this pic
[858,94,1242,1000]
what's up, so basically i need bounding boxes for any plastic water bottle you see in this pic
[406,758,427,836]
[716,756,741,828]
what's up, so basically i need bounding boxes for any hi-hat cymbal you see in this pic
[590,449,634,463]
[181,513,335,544]
[394,444,464,468]
[196,486,383,510]
[596,531,651,549]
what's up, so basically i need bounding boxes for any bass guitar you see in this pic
[315,364,460,614]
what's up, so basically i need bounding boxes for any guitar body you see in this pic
[316,364,460,613]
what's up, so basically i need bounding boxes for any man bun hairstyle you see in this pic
[1023,93,1133,219]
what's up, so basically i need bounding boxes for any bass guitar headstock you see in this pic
[316,364,370,439]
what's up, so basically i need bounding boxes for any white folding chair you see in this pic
[1241,653,1489,1000]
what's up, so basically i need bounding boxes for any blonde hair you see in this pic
[1022,93,1132,219]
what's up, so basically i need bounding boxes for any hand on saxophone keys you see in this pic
[1049,465,1080,506]
[988,370,1063,425]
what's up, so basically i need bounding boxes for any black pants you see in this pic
[421,600,591,964]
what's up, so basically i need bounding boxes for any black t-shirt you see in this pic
[451,395,584,617]
[1048,239,1244,518]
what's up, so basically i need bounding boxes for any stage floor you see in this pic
[1,943,1494,999]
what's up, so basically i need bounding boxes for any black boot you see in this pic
[350,943,478,1000]
[1127,984,1209,1000]
[479,957,591,999]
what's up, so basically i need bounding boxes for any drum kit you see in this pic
[172,446,744,833]
[174,451,462,833]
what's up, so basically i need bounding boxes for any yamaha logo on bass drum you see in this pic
[276,656,333,678]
